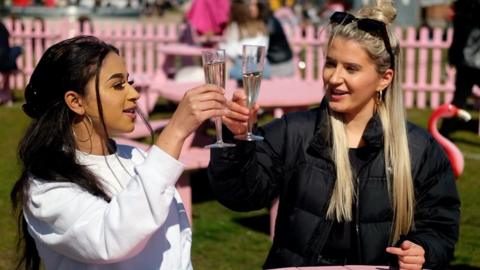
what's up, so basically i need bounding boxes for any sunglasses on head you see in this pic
[329,11,395,69]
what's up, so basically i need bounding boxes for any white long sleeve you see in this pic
[24,144,192,270]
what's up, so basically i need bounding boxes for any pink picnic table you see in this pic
[149,76,324,106]
[148,75,324,118]
[145,43,325,117]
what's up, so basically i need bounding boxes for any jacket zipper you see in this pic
[355,175,361,263]
[352,150,382,264]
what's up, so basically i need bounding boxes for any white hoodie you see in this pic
[24,144,192,270]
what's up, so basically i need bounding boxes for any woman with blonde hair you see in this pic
[208,0,460,269]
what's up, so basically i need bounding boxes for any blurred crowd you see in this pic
[3,0,188,12]
[1,0,455,31]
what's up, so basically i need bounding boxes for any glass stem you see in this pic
[214,116,223,144]
[246,109,254,136]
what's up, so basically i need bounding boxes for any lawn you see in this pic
[0,102,479,270]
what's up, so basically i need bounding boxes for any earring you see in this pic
[375,91,383,106]
[72,114,94,142]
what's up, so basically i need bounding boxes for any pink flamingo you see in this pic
[428,104,471,178]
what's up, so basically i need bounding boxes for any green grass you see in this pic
[0,103,479,269]
[0,103,30,269]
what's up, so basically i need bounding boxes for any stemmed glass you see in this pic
[234,45,265,141]
[202,49,235,148]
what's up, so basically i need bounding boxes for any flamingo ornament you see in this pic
[428,104,471,178]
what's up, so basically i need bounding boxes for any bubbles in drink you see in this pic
[242,72,262,108]
[204,61,225,88]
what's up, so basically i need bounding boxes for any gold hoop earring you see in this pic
[375,91,383,106]
[72,114,94,142]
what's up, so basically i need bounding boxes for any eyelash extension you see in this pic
[113,79,134,90]
[113,82,126,90]
[325,61,336,67]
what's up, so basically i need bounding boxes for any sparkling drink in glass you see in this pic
[235,45,266,141]
[202,49,235,148]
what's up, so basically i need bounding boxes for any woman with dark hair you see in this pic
[10,35,227,270]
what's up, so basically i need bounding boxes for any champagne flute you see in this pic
[235,45,265,141]
[202,49,235,148]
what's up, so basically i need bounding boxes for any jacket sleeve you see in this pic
[24,145,185,263]
[208,117,289,212]
[407,137,460,269]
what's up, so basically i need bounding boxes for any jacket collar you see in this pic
[361,113,384,149]
[307,98,384,157]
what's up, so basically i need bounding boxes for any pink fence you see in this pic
[282,25,474,109]
[4,18,184,88]
[4,17,477,109]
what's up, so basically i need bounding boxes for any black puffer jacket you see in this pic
[208,100,460,269]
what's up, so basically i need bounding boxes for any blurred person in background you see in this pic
[440,0,480,136]
[220,0,271,81]
[186,0,230,39]
[162,0,230,83]
[260,0,296,78]
[0,20,22,105]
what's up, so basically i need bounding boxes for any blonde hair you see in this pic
[325,0,414,244]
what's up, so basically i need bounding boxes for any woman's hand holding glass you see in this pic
[234,44,266,141]
[202,49,235,148]
[222,89,260,136]
[156,84,227,159]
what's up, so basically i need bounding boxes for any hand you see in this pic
[222,89,259,135]
[386,240,425,270]
[156,84,226,158]
[167,84,227,139]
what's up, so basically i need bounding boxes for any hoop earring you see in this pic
[72,114,94,142]
[375,91,383,106]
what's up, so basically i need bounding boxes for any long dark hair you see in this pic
[10,35,129,270]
